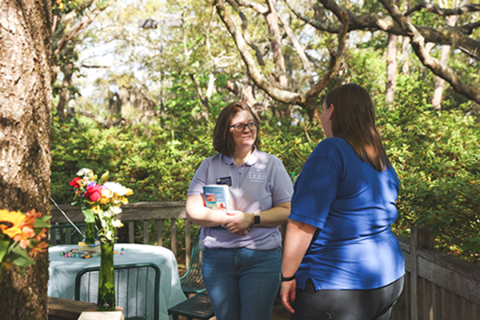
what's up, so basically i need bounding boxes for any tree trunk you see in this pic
[0,0,52,318]
[431,0,470,111]
[56,62,73,117]
[386,29,397,105]
[401,35,410,75]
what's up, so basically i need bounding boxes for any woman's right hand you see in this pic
[223,211,253,235]
[280,279,296,314]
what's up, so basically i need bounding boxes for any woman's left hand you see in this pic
[223,211,253,235]
[280,279,296,313]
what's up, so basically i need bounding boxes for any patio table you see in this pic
[48,243,186,320]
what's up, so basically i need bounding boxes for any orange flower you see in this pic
[35,228,48,242]
[29,242,48,258]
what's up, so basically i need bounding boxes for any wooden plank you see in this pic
[411,229,419,320]
[433,283,441,320]
[441,287,450,320]
[423,278,434,320]
[66,228,71,244]
[185,220,191,269]
[128,221,134,243]
[417,252,480,305]
[49,202,187,223]
[405,271,411,320]
[143,220,149,244]
[171,218,177,256]
[156,219,162,247]
[418,277,424,320]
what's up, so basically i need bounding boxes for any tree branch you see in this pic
[277,12,314,85]
[215,0,304,105]
[404,2,480,17]
[307,10,348,100]
[379,0,480,105]
[284,0,480,60]
[226,0,266,66]
[54,0,117,56]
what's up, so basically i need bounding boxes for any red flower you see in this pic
[69,177,82,188]
[84,185,103,202]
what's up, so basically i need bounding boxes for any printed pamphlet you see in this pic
[203,185,232,212]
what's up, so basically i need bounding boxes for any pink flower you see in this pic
[19,239,30,249]
[84,185,103,202]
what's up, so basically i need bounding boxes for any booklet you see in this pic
[203,185,232,212]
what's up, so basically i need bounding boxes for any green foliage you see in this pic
[378,80,480,263]
[52,78,480,262]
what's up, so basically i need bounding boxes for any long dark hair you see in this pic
[213,102,261,157]
[324,83,390,172]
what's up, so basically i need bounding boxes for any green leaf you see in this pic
[82,209,95,223]
[0,238,10,262]
[33,215,52,228]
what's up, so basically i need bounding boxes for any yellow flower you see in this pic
[91,205,100,214]
[125,188,134,196]
[0,210,25,239]
[121,197,129,205]
[99,197,110,205]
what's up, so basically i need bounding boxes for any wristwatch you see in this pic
[253,212,260,225]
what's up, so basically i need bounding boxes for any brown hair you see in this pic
[324,83,390,172]
[213,101,261,157]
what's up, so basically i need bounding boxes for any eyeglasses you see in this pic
[230,121,258,133]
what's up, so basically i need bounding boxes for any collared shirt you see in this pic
[187,148,293,250]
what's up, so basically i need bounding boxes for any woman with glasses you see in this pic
[186,101,293,320]
[280,84,405,320]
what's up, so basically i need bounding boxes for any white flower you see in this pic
[112,219,123,228]
[77,168,92,177]
[109,206,122,215]
[103,182,129,196]
[105,230,113,240]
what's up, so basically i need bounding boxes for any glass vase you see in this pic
[97,237,115,311]
[84,222,96,245]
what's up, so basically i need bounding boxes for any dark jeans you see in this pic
[291,276,404,320]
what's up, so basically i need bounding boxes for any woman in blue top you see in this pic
[280,84,405,320]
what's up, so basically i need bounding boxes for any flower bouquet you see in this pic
[69,168,133,311]
[0,209,51,277]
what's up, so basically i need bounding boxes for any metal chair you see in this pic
[75,263,160,320]
[50,222,86,245]
[168,291,214,320]
[180,227,206,297]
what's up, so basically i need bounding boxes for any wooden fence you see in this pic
[49,202,480,320]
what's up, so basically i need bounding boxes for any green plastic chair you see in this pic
[75,263,160,320]
[180,227,206,297]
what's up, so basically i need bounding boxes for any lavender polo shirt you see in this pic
[187,149,293,250]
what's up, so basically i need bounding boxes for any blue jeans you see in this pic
[202,246,282,320]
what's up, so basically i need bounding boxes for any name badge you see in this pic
[216,176,232,186]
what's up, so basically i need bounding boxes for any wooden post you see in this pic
[171,218,177,256]
[156,219,163,247]
[410,227,435,320]
[143,220,149,244]
[185,220,191,269]
[128,221,134,243]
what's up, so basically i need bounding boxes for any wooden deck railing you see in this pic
[49,202,480,320]
[49,201,192,266]
[391,227,480,320]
